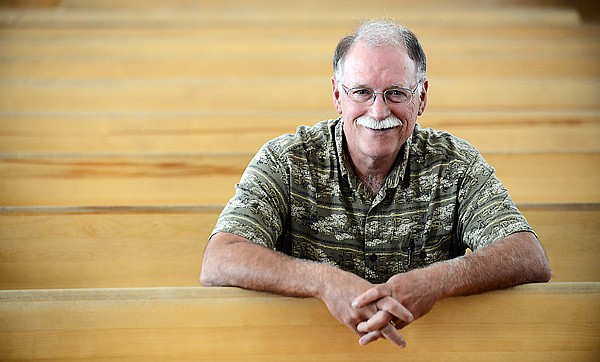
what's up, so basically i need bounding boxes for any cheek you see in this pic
[394,105,419,123]
[340,101,367,119]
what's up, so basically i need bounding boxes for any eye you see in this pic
[351,88,372,96]
[348,88,374,102]
[386,89,410,103]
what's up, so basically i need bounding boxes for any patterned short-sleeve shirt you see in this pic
[212,118,533,283]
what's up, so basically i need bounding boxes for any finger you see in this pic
[359,323,406,348]
[376,296,414,324]
[352,284,389,308]
[379,323,407,348]
[356,309,392,333]
[358,330,382,346]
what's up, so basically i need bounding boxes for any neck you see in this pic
[345,147,405,198]
[349,156,395,198]
[361,174,386,197]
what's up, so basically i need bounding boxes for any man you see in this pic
[200,19,551,347]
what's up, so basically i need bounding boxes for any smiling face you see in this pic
[332,41,428,171]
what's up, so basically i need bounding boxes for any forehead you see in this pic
[342,41,417,86]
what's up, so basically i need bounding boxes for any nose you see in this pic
[368,93,391,121]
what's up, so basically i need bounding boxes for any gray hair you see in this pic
[333,19,427,85]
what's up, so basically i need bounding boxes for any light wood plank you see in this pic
[0,206,218,289]
[3,25,598,41]
[1,112,598,154]
[0,153,598,206]
[2,58,599,80]
[0,78,598,113]
[1,283,598,360]
[525,205,600,283]
[0,204,596,289]
[1,33,596,60]
[0,2,581,29]
[487,153,600,204]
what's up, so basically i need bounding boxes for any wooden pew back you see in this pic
[1,283,598,360]
[1,204,597,290]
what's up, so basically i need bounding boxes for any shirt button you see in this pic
[370,253,378,262]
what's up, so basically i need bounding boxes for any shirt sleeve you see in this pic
[456,151,535,251]
[210,141,290,249]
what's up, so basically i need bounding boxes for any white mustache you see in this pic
[356,115,403,130]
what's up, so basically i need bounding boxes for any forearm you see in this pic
[200,232,332,299]
[425,231,552,300]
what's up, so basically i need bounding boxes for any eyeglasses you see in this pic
[342,83,420,105]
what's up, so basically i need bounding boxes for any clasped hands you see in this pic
[351,282,415,347]
[322,269,436,348]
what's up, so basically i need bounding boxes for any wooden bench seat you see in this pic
[0,204,596,289]
[1,283,598,360]
[1,112,598,154]
[1,153,598,206]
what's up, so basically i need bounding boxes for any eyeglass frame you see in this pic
[341,82,421,105]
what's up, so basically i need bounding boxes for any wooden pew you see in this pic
[1,112,598,154]
[1,153,598,206]
[1,6,598,113]
[0,204,597,290]
[2,23,597,80]
[1,283,598,360]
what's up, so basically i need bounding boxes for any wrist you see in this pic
[421,258,466,300]
[308,261,337,300]
[389,266,447,302]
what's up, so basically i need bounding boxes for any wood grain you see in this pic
[1,0,598,359]
[0,204,597,289]
[0,283,598,360]
[1,112,598,154]
[1,78,598,113]
[1,153,598,206]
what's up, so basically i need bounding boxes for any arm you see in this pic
[201,232,328,297]
[200,232,413,346]
[354,231,551,344]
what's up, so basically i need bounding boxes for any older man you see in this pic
[200,19,551,347]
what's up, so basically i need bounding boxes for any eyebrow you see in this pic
[349,83,412,90]
[388,83,414,89]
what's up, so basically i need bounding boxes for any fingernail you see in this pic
[351,300,359,308]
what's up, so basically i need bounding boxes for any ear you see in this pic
[332,77,343,114]
[417,79,429,116]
